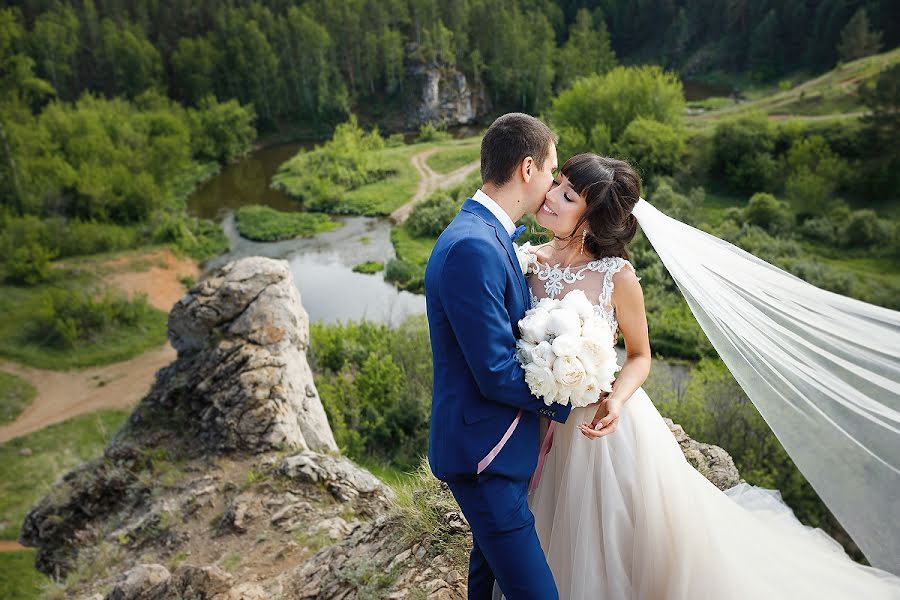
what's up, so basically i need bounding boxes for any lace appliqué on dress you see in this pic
[526,254,640,337]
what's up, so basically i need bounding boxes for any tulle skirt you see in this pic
[497,387,900,599]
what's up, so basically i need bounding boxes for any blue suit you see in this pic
[425,198,572,599]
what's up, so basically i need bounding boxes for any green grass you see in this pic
[390,226,436,269]
[425,145,480,174]
[0,549,49,600]
[0,409,129,540]
[688,46,900,126]
[352,261,385,274]
[235,205,339,241]
[0,280,168,370]
[0,372,36,426]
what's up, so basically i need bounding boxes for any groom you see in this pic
[424,113,572,599]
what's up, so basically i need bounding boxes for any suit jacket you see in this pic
[425,198,571,481]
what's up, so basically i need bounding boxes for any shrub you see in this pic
[615,117,685,177]
[744,193,793,235]
[842,209,892,248]
[5,243,55,285]
[405,192,460,238]
[799,216,838,245]
[235,205,337,241]
[711,112,777,192]
[416,122,451,143]
[384,258,417,286]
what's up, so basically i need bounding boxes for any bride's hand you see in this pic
[579,392,623,439]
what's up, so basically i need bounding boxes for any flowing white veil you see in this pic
[631,197,900,575]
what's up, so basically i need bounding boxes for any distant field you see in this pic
[426,145,480,174]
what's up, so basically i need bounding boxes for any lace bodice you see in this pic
[521,245,640,340]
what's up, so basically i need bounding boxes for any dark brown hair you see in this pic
[560,153,641,261]
[480,113,557,186]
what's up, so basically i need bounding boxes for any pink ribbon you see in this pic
[529,421,556,494]
[476,409,523,474]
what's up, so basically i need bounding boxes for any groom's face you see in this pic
[525,142,558,215]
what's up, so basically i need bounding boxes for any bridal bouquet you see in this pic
[516,290,620,407]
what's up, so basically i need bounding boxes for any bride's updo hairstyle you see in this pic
[561,153,641,261]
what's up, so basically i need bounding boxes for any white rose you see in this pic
[551,333,581,358]
[531,341,555,369]
[559,289,595,320]
[546,307,582,338]
[524,362,557,403]
[516,339,536,366]
[519,309,550,344]
[552,355,587,390]
[514,242,532,275]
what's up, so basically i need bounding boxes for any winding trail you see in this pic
[389,147,480,224]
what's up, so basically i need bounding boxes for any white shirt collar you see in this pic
[472,189,516,236]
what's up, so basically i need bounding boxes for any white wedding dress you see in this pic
[495,248,900,599]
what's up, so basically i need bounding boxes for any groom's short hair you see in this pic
[481,113,556,186]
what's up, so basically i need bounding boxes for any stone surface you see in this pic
[404,46,490,129]
[664,417,743,490]
[120,257,337,455]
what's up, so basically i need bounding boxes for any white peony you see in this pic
[546,307,582,338]
[536,297,558,313]
[531,341,555,369]
[581,315,612,345]
[514,242,533,275]
[571,376,602,408]
[559,289,595,320]
[516,339,536,365]
[519,309,551,344]
[524,363,556,403]
[551,333,581,358]
[578,337,618,377]
[552,355,587,389]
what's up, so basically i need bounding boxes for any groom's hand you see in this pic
[578,392,621,439]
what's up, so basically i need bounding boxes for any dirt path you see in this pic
[0,248,197,445]
[0,540,26,552]
[389,148,480,224]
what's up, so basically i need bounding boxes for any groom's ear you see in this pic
[521,156,535,183]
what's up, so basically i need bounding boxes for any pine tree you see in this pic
[837,8,882,62]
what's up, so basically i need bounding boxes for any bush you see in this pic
[416,122,451,143]
[615,117,685,177]
[352,261,385,274]
[712,112,777,192]
[5,243,55,285]
[549,65,685,148]
[28,289,156,349]
[406,192,461,237]
[783,136,847,216]
[842,209,892,248]
[799,216,838,245]
[189,95,257,163]
[384,258,417,286]
[646,178,704,225]
[386,133,406,147]
[744,193,793,235]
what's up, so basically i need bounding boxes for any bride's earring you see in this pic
[580,229,587,255]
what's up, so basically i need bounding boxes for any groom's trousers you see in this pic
[448,474,559,600]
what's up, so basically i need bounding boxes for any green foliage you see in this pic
[837,8,883,63]
[416,122,451,143]
[272,116,393,212]
[0,409,128,540]
[405,191,461,238]
[744,193,794,236]
[0,549,48,599]
[783,135,847,216]
[554,9,617,87]
[615,117,685,178]
[189,96,256,163]
[97,19,163,98]
[28,288,157,350]
[843,209,893,248]
[0,370,35,425]
[235,205,338,242]
[310,317,432,470]
[645,178,704,225]
[711,112,777,192]
[352,261,384,274]
[6,242,55,285]
[549,66,685,156]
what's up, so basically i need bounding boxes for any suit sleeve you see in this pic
[439,237,571,423]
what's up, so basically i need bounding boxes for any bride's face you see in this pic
[536,172,587,237]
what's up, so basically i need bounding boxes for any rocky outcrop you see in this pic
[118,257,337,455]
[665,417,742,489]
[405,46,490,130]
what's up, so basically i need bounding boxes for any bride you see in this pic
[500,153,900,599]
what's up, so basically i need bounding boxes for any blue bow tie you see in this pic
[510,224,527,241]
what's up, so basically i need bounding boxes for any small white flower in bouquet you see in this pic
[516,290,620,407]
